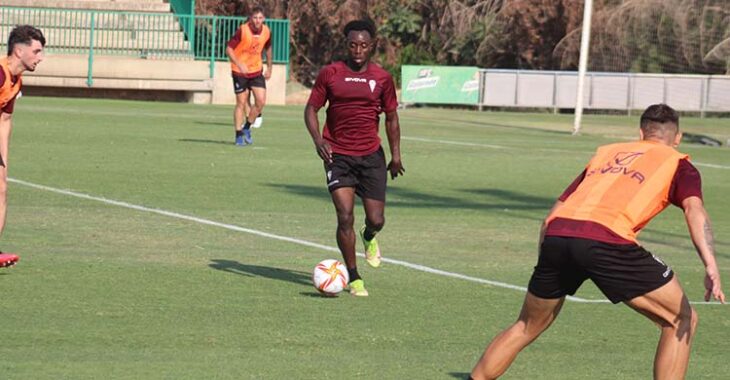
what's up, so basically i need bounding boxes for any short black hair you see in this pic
[7,25,45,56]
[344,19,376,39]
[640,104,679,137]
[250,6,265,16]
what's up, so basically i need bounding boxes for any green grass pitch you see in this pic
[1,97,729,379]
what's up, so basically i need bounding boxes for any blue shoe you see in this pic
[235,135,245,146]
[243,129,253,144]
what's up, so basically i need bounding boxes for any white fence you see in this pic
[479,69,730,114]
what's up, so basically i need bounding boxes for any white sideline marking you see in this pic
[9,178,724,306]
[695,162,730,170]
[403,136,730,170]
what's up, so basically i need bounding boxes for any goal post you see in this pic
[573,0,594,135]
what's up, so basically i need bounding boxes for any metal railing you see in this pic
[193,15,290,75]
[0,6,290,78]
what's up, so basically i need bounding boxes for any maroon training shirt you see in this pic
[307,61,399,156]
[0,69,19,114]
[545,159,702,244]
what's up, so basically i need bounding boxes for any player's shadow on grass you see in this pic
[448,372,471,379]
[408,114,571,136]
[460,188,554,209]
[194,121,230,127]
[178,138,232,145]
[267,183,553,217]
[209,259,311,286]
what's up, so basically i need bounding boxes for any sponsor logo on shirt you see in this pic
[614,152,643,166]
[586,152,646,184]
[345,77,367,83]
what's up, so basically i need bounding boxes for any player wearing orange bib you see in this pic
[0,26,45,268]
[471,104,725,380]
[226,6,272,146]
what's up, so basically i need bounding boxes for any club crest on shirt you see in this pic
[369,79,376,93]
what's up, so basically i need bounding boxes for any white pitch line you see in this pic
[9,178,724,306]
[695,162,730,170]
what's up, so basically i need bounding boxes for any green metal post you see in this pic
[209,17,216,78]
[87,12,95,87]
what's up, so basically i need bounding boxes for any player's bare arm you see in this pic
[540,200,563,247]
[226,46,249,74]
[384,110,404,179]
[304,104,332,163]
[264,45,273,80]
[682,195,725,303]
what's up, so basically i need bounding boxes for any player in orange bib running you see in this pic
[226,6,272,146]
[471,104,725,380]
[0,25,45,268]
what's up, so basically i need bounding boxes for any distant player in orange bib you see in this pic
[471,104,725,380]
[0,25,45,268]
[226,6,272,146]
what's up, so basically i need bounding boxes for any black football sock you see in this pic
[235,130,243,138]
[363,227,378,241]
[347,267,361,282]
[243,120,251,130]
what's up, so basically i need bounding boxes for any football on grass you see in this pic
[312,259,349,296]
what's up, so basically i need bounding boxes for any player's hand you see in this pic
[387,158,405,179]
[237,63,249,74]
[264,69,272,80]
[704,267,725,303]
[315,138,333,163]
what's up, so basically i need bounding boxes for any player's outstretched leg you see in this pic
[234,90,249,146]
[362,198,385,268]
[331,188,368,297]
[625,277,697,380]
[0,168,16,268]
[471,293,565,380]
[245,87,267,144]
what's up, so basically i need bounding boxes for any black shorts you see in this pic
[232,74,266,93]
[324,147,387,201]
[528,236,674,304]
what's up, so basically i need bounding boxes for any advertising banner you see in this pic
[401,65,480,105]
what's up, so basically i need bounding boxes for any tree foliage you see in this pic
[196,0,730,85]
